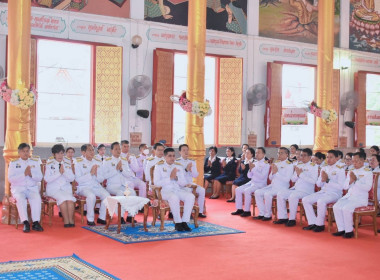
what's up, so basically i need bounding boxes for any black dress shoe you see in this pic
[198,213,207,218]
[32,221,44,232]
[70,224,75,227]
[59,212,63,218]
[261,217,272,221]
[303,224,316,231]
[227,199,235,203]
[126,217,137,223]
[64,224,71,228]
[97,218,106,225]
[138,209,144,214]
[23,221,30,233]
[120,217,126,224]
[168,212,173,219]
[313,225,325,232]
[231,209,244,215]
[94,208,100,214]
[332,230,345,236]
[240,211,252,217]
[175,223,185,232]
[253,216,264,220]
[343,231,354,238]
[285,220,296,227]
[83,210,87,216]
[273,219,288,224]
[182,222,192,232]
[87,221,96,226]
[210,195,219,199]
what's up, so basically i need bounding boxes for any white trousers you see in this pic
[182,185,205,214]
[12,187,41,223]
[302,192,340,226]
[77,187,110,222]
[126,178,147,198]
[277,189,310,220]
[235,182,264,212]
[333,198,367,233]
[162,190,195,223]
[255,186,283,218]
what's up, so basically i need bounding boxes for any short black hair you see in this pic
[373,155,380,168]
[353,152,366,160]
[66,147,75,153]
[370,145,380,152]
[357,148,365,154]
[97,144,105,151]
[346,152,353,158]
[153,142,165,150]
[227,147,236,157]
[209,146,218,154]
[164,147,175,155]
[242,144,249,149]
[336,150,343,159]
[179,144,189,151]
[51,144,65,154]
[327,150,338,158]
[246,147,255,157]
[111,142,120,150]
[139,143,147,150]
[302,148,313,157]
[18,143,30,150]
[120,140,129,145]
[279,147,290,156]
[314,152,326,160]
[257,147,266,154]
[290,144,299,150]
[81,144,92,152]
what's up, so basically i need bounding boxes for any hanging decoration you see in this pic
[307,101,338,124]
[0,80,37,109]
[170,90,212,118]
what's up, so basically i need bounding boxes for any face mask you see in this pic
[143,149,150,155]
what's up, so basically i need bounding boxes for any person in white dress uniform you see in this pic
[8,143,44,233]
[302,150,346,232]
[144,142,165,185]
[153,148,195,232]
[231,147,270,217]
[332,152,373,238]
[94,144,107,163]
[369,154,380,203]
[275,148,318,227]
[344,152,353,171]
[44,144,76,227]
[120,140,139,175]
[75,144,110,226]
[254,147,294,221]
[175,144,206,218]
[135,143,149,180]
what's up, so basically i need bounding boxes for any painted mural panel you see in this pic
[0,0,130,18]
[350,0,380,53]
[144,0,248,35]
[259,0,340,46]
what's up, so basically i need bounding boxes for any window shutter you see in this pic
[216,57,243,146]
[332,69,340,147]
[30,38,37,145]
[354,71,367,147]
[94,46,122,144]
[151,49,174,146]
[265,62,282,147]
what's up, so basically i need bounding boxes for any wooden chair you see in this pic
[145,165,199,231]
[222,160,241,198]
[73,181,102,224]
[251,166,272,217]
[353,172,379,238]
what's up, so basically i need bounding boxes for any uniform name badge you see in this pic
[16,164,21,168]
[163,168,167,172]
[83,164,87,168]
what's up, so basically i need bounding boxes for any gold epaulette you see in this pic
[49,156,54,159]
[30,158,39,161]
[136,155,140,158]
[175,162,182,166]
[157,160,165,165]
[76,158,83,162]
[31,155,40,158]
[129,154,135,157]
[188,158,195,161]
[64,156,70,160]
[286,160,292,164]
[176,157,181,161]
[264,160,268,164]
[147,157,154,161]
[106,157,112,161]
[364,167,372,171]
[11,158,19,162]
[120,157,127,161]
[63,161,71,165]
[336,164,344,169]
[46,160,54,165]
[310,162,316,166]
[94,158,101,162]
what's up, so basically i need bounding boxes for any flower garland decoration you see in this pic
[170,91,212,118]
[0,80,37,109]
[306,101,338,124]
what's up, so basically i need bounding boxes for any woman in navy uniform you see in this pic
[210,147,238,199]
[227,147,255,202]
[204,146,221,191]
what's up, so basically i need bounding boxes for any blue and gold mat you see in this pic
[83,221,244,244]
[0,254,119,279]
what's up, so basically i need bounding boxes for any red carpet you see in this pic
[0,199,379,280]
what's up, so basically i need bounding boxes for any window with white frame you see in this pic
[366,74,380,146]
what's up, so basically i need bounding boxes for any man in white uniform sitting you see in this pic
[175,144,206,218]
[144,142,165,185]
[153,147,195,232]
[332,152,373,238]
[8,143,44,233]
[75,144,110,226]
[275,148,318,227]
[302,150,346,232]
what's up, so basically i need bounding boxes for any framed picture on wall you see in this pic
[108,0,127,7]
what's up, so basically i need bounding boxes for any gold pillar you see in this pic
[3,0,32,195]
[313,0,335,153]
[185,1,207,186]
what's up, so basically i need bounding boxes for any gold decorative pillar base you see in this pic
[185,1,207,186]
[313,0,335,153]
